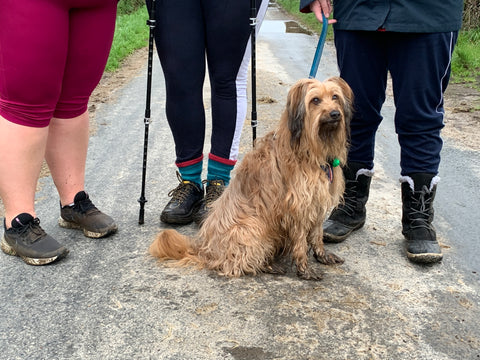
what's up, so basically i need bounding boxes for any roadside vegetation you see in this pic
[108,0,479,87]
[451,29,480,84]
[105,2,148,72]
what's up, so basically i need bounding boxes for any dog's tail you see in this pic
[149,229,203,268]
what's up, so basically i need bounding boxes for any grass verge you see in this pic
[105,5,149,72]
[451,29,480,86]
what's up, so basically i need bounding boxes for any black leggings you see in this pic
[149,0,264,166]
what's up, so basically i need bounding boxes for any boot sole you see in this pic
[160,203,201,225]
[407,251,443,264]
[1,236,68,266]
[323,221,365,243]
[160,213,196,225]
[58,218,118,239]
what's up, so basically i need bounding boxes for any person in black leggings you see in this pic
[148,0,268,225]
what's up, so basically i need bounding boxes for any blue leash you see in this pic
[308,13,328,79]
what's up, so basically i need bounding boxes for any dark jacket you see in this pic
[299,0,463,33]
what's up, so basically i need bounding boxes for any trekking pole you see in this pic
[138,0,156,225]
[309,13,328,79]
[250,0,257,146]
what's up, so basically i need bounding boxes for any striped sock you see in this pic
[207,157,234,186]
[178,161,203,188]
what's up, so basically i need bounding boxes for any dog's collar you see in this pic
[321,164,333,182]
[321,158,340,183]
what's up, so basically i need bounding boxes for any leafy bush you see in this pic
[463,0,480,30]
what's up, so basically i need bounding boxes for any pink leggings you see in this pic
[0,0,117,128]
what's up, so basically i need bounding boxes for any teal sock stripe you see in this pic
[178,161,203,188]
[207,158,234,185]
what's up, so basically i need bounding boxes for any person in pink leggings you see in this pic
[0,0,118,266]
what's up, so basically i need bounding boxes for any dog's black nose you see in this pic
[330,110,341,120]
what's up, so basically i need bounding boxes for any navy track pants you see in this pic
[334,30,458,175]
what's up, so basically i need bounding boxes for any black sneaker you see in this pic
[194,179,225,225]
[59,191,117,238]
[1,213,68,265]
[160,173,204,225]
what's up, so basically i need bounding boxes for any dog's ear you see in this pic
[286,80,308,148]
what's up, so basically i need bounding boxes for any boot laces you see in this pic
[337,179,359,216]
[203,180,224,207]
[168,182,196,201]
[408,186,432,230]
[167,172,201,203]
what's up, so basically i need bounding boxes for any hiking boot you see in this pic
[1,213,69,265]
[194,179,225,225]
[160,173,204,225]
[59,191,117,238]
[401,173,442,264]
[323,162,373,243]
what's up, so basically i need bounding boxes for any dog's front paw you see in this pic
[297,267,323,281]
[314,250,344,265]
[264,262,287,275]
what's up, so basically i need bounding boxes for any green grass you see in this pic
[451,29,480,84]
[105,5,149,72]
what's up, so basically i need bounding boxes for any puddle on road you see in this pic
[261,19,313,35]
[285,20,313,35]
[263,1,313,35]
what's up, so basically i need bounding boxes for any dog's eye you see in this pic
[312,97,321,105]
[332,94,338,100]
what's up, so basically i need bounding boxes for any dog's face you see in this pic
[285,77,353,161]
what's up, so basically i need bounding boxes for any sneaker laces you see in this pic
[73,196,99,215]
[13,218,46,244]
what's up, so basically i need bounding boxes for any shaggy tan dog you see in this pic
[150,77,353,280]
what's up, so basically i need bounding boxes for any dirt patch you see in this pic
[443,82,480,151]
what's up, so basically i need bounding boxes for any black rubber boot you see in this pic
[401,173,442,264]
[160,172,204,225]
[323,162,372,243]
